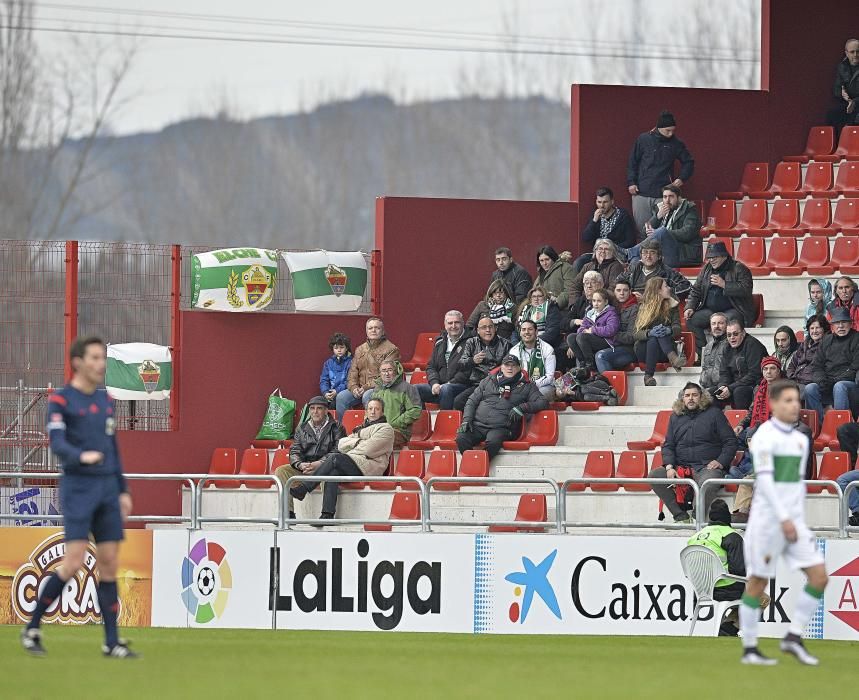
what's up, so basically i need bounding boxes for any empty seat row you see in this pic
[730,235,859,275]
[708,198,859,237]
[344,448,489,492]
[784,125,859,164]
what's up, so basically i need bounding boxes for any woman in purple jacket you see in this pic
[567,288,619,372]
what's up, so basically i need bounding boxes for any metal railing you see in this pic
[196,475,285,528]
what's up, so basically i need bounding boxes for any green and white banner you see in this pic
[191,247,278,312]
[282,250,367,312]
[106,343,172,401]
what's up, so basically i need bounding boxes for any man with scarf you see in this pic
[508,319,556,399]
[290,396,395,520]
[456,355,548,460]
[451,316,512,411]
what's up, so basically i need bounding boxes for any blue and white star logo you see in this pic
[505,550,562,623]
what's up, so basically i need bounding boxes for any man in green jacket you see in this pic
[373,360,422,449]
[627,184,702,269]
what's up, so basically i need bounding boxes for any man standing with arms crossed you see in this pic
[738,379,828,666]
[21,336,137,659]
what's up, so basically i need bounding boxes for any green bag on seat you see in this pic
[255,389,296,441]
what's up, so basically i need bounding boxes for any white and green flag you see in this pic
[191,247,278,312]
[282,250,367,312]
[106,343,172,401]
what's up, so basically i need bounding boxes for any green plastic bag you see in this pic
[255,389,296,441]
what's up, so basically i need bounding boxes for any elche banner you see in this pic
[106,343,172,400]
[282,250,367,312]
[191,247,278,312]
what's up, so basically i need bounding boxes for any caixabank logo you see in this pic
[504,550,562,624]
[828,555,859,634]
[181,537,232,624]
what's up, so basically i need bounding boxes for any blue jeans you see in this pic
[416,382,467,410]
[837,469,859,512]
[594,346,636,374]
[803,381,857,422]
[729,453,753,479]
[626,228,680,268]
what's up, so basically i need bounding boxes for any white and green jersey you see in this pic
[749,417,809,522]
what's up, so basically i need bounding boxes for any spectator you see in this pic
[491,246,533,305]
[575,187,637,271]
[806,278,833,321]
[836,423,859,526]
[626,185,702,269]
[827,276,859,331]
[715,318,768,410]
[827,38,859,132]
[787,314,831,396]
[417,311,472,410]
[772,325,799,374]
[804,306,859,421]
[373,361,422,449]
[626,110,695,233]
[516,286,562,346]
[632,276,685,386]
[290,397,395,520]
[336,317,400,420]
[274,396,347,520]
[699,312,729,396]
[319,332,352,408]
[568,288,620,373]
[683,241,755,355]
[595,280,639,373]
[456,354,549,460]
[509,319,556,399]
[535,245,575,310]
[649,382,736,523]
[570,239,625,305]
[466,279,515,340]
[616,238,691,300]
[451,315,512,411]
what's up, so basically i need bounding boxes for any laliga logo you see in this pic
[504,550,562,623]
[181,537,232,624]
[829,555,859,632]
[12,533,107,624]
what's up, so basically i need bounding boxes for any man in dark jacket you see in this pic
[699,312,729,394]
[416,310,472,410]
[616,238,692,300]
[804,307,859,421]
[715,318,768,409]
[275,396,346,518]
[452,315,512,411]
[626,185,701,268]
[574,187,637,271]
[627,110,695,232]
[827,39,859,131]
[491,246,532,305]
[649,382,736,522]
[684,241,756,352]
[456,355,549,460]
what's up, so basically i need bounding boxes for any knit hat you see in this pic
[656,110,676,128]
[760,356,781,371]
[830,306,852,324]
[708,498,731,526]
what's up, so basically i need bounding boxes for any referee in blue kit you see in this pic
[21,336,137,659]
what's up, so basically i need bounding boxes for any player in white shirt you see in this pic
[739,379,828,666]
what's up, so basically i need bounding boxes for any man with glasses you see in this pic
[715,318,767,410]
[371,360,422,449]
[451,315,512,411]
[616,238,691,301]
[803,307,859,422]
[570,238,625,305]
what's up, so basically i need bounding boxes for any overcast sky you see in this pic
[32,0,760,135]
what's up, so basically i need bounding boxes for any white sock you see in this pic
[739,595,760,649]
[788,585,824,637]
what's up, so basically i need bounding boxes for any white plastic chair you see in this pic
[679,544,747,636]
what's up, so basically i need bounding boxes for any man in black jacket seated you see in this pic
[803,306,859,422]
[649,382,737,523]
[715,318,768,410]
[415,310,472,410]
[615,238,691,301]
[573,187,637,272]
[451,316,512,411]
[490,246,533,305]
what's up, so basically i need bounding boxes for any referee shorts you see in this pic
[59,474,124,543]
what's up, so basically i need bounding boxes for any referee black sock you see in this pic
[98,581,120,647]
[27,571,67,630]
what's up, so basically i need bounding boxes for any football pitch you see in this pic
[1,626,855,700]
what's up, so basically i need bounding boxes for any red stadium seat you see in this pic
[802,162,834,197]
[833,199,859,235]
[750,199,799,237]
[208,447,238,488]
[387,449,424,491]
[749,162,801,199]
[627,410,672,450]
[269,448,290,472]
[238,449,270,489]
[800,199,835,236]
[365,492,421,532]
[704,200,736,231]
[502,410,559,450]
[251,439,281,450]
[834,162,859,197]
[752,294,765,326]
[568,450,615,492]
[369,454,396,491]
[801,237,834,275]
[822,125,859,162]
[784,126,836,163]
[459,450,489,485]
[425,449,458,490]
[342,410,365,435]
[735,238,767,275]
[814,410,852,451]
[402,333,436,371]
[808,451,851,494]
[798,409,819,438]
[617,450,650,491]
[717,199,767,236]
[409,369,427,385]
[407,411,432,446]
[570,370,627,410]
[411,410,460,450]
[832,236,859,274]
[488,494,548,533]
[717,162,768,200]
[723,409,748,429]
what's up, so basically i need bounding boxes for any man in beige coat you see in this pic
[335,317,400,419]
[290,397,395,520]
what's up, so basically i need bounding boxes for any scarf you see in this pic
[309,417,330,440]
[497,371,523,400]
[354,414,387,435]
[521,301,549,330]
[515,343,545,381]
[599,207,620,237]
[749,382,771,430]
[489,299,514,324]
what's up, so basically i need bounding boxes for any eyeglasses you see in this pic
[726,331,742,338]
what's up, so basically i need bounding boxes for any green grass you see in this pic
[2,625,856,699]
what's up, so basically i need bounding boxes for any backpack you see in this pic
[554,368,619,405]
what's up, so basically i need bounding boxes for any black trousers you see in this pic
[456,423,516,460]
[838,422,859,466]
[301,452,363,515]
[568,332,611,368]
[453,385,477,412]
[730,385,755,410]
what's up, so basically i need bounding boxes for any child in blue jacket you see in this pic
[320,332,352,407]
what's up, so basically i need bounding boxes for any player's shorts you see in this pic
[59,474,124,543]
[744,517,823,579]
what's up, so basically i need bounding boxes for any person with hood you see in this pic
[336,317,400,420]
[772,326,799,374]
[570,238,625,305]
[616,238,691,300]
[416,310,472,410]
[787,314,831,394]
[684,241,755,354]
[508,319,556,399]
[595,279,639,373]
[319,332,352,408]
[627,110,695,232]
[516,286,561,346]
[568,288,619,373]
[456,354,549,460]
[535,245,575,310]
[632,276,685,386]
[699,312,729,396]
[451,315,512,411]
[827,38,859,131]
[490,246,533,305]
[274,395,346,519]
[648,382,736,523]
[466,279,515,340]
[804,306,859,421]
[290,397,394,520]
[373,360,422,449]
[576,187,637,271]
[806,278,833,321]
[626,185,702,268]
[826,275,859,331]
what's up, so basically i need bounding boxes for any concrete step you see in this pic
[562,425,656,449]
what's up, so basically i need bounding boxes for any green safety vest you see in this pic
[687,524,736,587]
